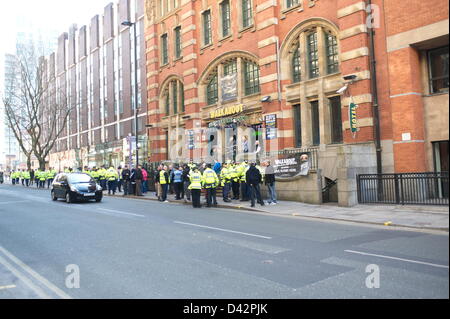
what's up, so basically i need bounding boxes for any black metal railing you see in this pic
[357,172,449,205]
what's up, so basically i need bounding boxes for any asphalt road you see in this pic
[0,183,448,299]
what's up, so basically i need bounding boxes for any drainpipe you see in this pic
[276,38,282,102]
[367,0,383,175]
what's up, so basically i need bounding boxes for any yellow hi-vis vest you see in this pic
[220,166,231,186]
[159,170,168,185]
[188,172,202,190]
[202,168,219,188]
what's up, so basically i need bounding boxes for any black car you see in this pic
[51,172,103,203]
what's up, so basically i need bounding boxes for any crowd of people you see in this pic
[153,159,277,208]
[0,159,278,208]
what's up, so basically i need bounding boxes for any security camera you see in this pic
[336,84,348,94]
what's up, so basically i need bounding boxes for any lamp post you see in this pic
[122,20,139,167]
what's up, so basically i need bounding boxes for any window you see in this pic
[207,75,218,105]
[221,0,231,37]
[180,82,185,112]
[203,10,212,46]
[293,104,302,147]
[311,101,320,145]
[223,59,237,76]
[307,32,319,78]
[286,0,299,8]
[292,43,301,83]
[428,46,449,94]
[172,81,178,114]
[174,26,182,59]
[161,34,168,65]
[242,0,253,29]
[325,33,339,74]
[165,91,170,115]
[329,96,343,144]
[244,61,260,95]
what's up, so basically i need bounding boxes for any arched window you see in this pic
[161,78,185,115]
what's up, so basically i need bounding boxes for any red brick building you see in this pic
[141,0,447,206]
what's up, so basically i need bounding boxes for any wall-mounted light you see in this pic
[261,96,271,103]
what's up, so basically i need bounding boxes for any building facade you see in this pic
[143,0,448,206]
[46,0,147,171]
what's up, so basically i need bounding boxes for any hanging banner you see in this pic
[265,114,277,140]
[221,73,238,102]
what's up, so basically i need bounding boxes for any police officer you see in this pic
[47,167,56,188]
[106,166,119,195]
[188,166,202,208]
[239,160,250,201]
[220,161,232,202]
[202,163,219,207]
[39,170,46,188]
[159,165,170,202]
[23,170,30,187]
[98,166,107,191]
[230,161,240,200]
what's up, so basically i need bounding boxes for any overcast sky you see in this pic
[0,0,113,163]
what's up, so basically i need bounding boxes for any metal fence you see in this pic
[357,172,449,205]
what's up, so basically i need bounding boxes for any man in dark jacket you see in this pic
[246,163,265,207]
[121,165,131,196]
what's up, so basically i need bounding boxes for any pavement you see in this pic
[0,183,448,299]
[105,187,449,232]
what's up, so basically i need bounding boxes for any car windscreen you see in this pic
[68,174,94,184]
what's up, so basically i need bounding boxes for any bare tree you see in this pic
[3,45,72,171]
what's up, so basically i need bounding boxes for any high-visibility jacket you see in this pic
[34,171,41,180]
[11,172,17,179]
[91,170,99,179]
[238,163,248,182]
[23,171,30,179]
[188,172,202,190]
[19,171,23,179]
[46,170,56,180]
[229,165,239,182]
[202,168,219,188]
[98,168,107,179]
[220,166,231,186]
[39,171,47,181]
[106,168,119,181]
[159,170,169,185]
[83,170,91,177]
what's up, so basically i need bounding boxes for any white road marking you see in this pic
[0,200,30,205]
[97,208,145,218]
[344,249,449,269]
[0,246,72,299]
[0,255,52,298]
[0,284,16,290]
[174,221,272,239]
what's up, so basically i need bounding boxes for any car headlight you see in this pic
[70,186,79,192]
[96,184,102,191]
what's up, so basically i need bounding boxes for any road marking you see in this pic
[0,255,52,298]
[97,208,145,218]
[0,246,72,299]
[173,221,272,239]
[344,249,449,269]
[0,200,30,205]
[0,284,16,290]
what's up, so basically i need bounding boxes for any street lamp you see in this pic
[122,20,139,167]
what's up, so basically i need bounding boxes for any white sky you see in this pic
[0,0,113,165]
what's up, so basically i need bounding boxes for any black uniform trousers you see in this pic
[191,189,201,208]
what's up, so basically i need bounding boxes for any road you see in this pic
[0,183,448,299]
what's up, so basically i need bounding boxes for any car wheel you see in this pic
[51,190,57,201]
[66,192,72,203]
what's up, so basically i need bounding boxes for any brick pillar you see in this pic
[388,47,426,172]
